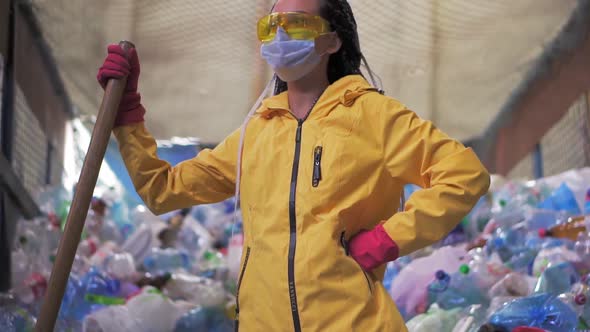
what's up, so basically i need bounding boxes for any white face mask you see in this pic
[260,28,322,82]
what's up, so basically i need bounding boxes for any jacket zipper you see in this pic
[288,119,304,332]
[287,94,322,332]
[340,231,373,295]
[312,146,323,187]
[234,247,251,332]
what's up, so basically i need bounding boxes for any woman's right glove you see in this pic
[97,44,145,127]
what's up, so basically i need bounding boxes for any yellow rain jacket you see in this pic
[114,75,490,331]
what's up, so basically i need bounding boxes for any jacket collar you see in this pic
[257,75,379,120]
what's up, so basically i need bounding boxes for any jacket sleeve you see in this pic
[377,98,490,257]
[113,122,239,215]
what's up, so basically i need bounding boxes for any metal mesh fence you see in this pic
[507,153,534,180]
[541,93,590,175]
[11,84,49,193]
[508,92,590,179]
[28,0,577,143]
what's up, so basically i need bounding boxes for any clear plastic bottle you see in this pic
[164,273,226,307]
[451,304,487,332]
[488,273,533,299]
[427,266,489,310]
[103,252,136,280]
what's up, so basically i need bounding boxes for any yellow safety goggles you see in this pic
[257,12,331,43]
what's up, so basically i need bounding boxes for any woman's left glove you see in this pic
[349,224,399,271]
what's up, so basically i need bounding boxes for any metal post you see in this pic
[1,0,15,160]
[533,143,544,179]
[45,141,53,185]
[0,0,15,293]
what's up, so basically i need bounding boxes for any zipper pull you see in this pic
[296,121,303,143]
[312,146,322,187]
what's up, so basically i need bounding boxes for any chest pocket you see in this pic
[303,107,359,211]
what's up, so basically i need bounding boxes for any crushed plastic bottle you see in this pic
[64,267,124,321]
[488,273,535,299]
[164,273,226,307]
[383,256,412,292]
[427,265,489,310]
[488,293,579,332]
[524,208,565,232]
[538,183,582,216]
[126,286,188,332]
[451,304,487,332]
[557,289,587,319]
[0,294,36,332]
[174,307,233,332]
[532,246,580,277]
[574,227,590,275]
[103,252,136,280]
[143,247,192,275]
[83,305,137,332]
[406,303,461,332]
[534,261,580,295]
[392,245,469,319]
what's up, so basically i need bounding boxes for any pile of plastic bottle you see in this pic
[1,167,589,332]
[388,168,590,332]
[2,185,243,332]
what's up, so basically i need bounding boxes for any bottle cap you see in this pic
[459,264,470,275]
[512,327,547,332]
[538,228,547,238]
[435,270,447,280]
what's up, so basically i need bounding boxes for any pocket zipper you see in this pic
[235,247,251,331]
[340,231,373,295]
[312,146,323,187]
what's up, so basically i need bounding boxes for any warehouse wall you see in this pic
[508,91,590,179]
[0,1,71,291]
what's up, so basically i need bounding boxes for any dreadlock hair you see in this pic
[273,0,364,95]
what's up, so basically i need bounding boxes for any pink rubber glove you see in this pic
[96,44,145,127]
[349,224,399,271]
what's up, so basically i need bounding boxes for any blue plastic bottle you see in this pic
[58,274,83,321]
[585,189,590,214]
[62,267,122,321]
[143,247,191,274]
[174,307,233,332]
[486,227,529,263]
[488,293,578,332]
[534,262,580,295]
[538,183,582,216]
[0,300,35,332]
[505,249,537,275]
[383,256,411,292]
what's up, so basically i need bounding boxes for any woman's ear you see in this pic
[316,32,342,55]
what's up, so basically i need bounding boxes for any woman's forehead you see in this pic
[272,0,321,15]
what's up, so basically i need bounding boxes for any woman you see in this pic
[97,0,490,330]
